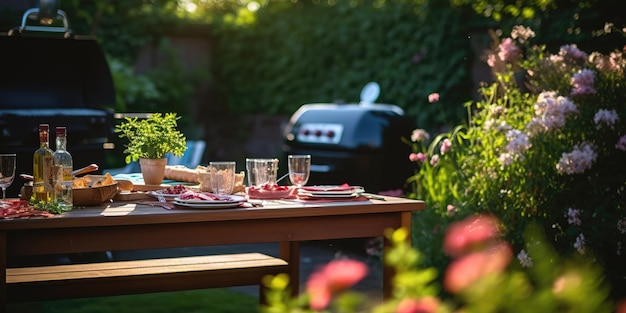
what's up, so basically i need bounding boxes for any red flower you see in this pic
[396,296,440,313]
[444,241,512,293]
[443,214,501,258]
[306,259,368,310]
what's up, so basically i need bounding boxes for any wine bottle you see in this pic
[33,124,54,202]
[53,126,73,210]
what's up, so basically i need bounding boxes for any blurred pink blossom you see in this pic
[440,138,452,154]
[306,259,368,310]
[447,204,456,216]
[498,38,521,62]
[429,154,439,167]
[411,129,430,142]
[443,214,500,257]
[409,152,427,163]
[444,241,512,293]
[396,296,440,313]
[428,93,440,103]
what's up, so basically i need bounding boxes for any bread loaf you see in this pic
[164,165,199,183]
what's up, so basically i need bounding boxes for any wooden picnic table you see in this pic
[0,195,424,310]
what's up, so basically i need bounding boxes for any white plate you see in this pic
[147,191,182,199]
[299,186,364,195]
[298,192,360,199]
[174,194,246,204]
[174,201,242,209]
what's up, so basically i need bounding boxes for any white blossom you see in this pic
[556,142,597,175]
[574,233,586,254]
[566,208,582,226]
[517,249,533,268]
[594,109,619,128]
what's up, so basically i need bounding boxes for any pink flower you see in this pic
[444,241,512,293]
[571,69,596,95]
[410,153,428,163]
[429,154,439,167]
[510,25,535,43]
[411,129,430,142]
[440,138,452,154]
[498,38,521,62]
[559,44,588,61]
[447,204,456,216]
[306,259,368,310]
[443,214,501,258]
[396,296,440,313]
[427,93,440,103]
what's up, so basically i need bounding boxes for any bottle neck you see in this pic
[39,130,49,148]
[56,136,67,151]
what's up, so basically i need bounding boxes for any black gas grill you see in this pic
[282,102,415,193]
[0,7,116,197]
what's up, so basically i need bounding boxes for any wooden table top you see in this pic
[0,196,425,230]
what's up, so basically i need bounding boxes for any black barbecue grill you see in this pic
[0,5,116,197]
[282,84,415,193]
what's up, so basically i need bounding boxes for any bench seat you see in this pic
[6,253,288,303]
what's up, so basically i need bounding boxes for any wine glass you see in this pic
[287,155,311,188]
[0,154,16,199]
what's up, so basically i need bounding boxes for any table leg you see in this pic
[1,231,7,313]
[279,241,300,296]
[382,211,413,299]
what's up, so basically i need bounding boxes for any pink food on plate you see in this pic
[248,184,295,199]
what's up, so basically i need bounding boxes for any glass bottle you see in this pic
[53,126,73,210]
[33,124,54,202]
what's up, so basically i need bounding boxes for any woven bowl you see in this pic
[73,183,119,206]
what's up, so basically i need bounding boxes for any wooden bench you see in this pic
[5,253,288,303]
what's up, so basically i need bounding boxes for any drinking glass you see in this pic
[287,155,310,188]
[246,158,278,187]
[209,161,236,195]
[0,154,16,199]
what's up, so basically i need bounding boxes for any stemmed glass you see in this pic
[287,155,311,188]
[0,154,16,199]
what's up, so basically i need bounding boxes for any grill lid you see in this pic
[283,102,410,150]
[0,35,115,109]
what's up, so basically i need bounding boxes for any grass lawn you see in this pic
[6,288,259,313]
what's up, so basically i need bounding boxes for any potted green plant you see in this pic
[115,112,187,185]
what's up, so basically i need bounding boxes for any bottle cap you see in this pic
[39,124,49,132]
[56,126,66,136]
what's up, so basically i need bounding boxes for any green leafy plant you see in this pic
[115,113,187,164]
[407,24,626,298]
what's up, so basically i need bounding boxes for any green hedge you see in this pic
[211,0,473,131]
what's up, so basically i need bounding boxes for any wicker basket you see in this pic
[73,183,119,206]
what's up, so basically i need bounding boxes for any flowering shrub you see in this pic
[261,215,616,312]
[406,25,626,298]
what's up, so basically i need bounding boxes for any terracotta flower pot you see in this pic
[139,158,167,186]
